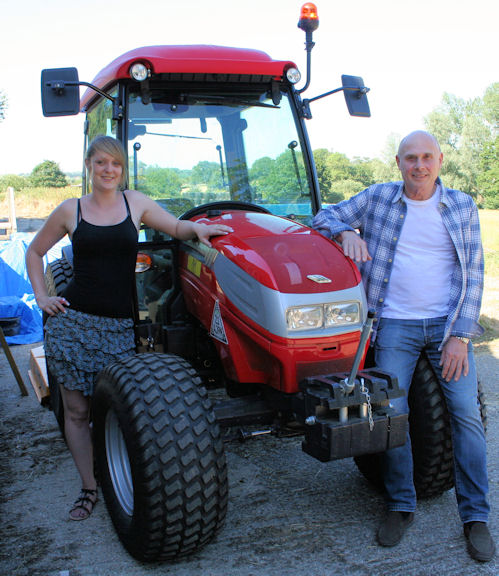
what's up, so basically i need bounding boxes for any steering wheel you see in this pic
[180,200,271,220]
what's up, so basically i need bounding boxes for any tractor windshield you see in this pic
[127,86,313,234]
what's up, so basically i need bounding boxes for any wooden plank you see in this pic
[29,345,50,405]
[28,370,50,406]
[0,327,28,396]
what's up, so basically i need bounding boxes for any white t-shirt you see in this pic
[382,188,457,319]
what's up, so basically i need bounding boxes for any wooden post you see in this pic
[8,186,17,234]
[0,326,29,396]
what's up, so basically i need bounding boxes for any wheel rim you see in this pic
[105,409,134,516]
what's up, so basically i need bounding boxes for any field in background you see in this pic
[480,210,499,275]
[1,190,498,345]
[477,210,499,350]
[0,186,77,218]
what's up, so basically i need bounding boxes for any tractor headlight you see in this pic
[286,306,323,331]
[324,302,360,326]
[286,302,360,332]
[130,62,150,82]
[286,67,301,84]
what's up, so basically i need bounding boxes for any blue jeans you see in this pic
[375,316,489,523]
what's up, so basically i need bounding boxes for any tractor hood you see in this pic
[200,211,360,294]
[182,210,367,341]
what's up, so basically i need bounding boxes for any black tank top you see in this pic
[62,193,138,318]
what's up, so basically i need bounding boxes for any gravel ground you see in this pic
[0,341,497,576]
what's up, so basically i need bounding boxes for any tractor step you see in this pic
[213,395,277,428]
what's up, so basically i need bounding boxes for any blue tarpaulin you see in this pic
[0,233,70,345]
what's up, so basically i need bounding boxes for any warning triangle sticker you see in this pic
[210,300,228,344]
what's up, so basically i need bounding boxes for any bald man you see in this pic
[313,131,494,562]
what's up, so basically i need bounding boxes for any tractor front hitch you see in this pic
[293,309,408,462]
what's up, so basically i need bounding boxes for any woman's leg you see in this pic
[59,386,97,491]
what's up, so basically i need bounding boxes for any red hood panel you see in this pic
[196,211,360,294]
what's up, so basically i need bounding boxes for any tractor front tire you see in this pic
[92,353,228,561]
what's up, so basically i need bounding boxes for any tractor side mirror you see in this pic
[41,67,80,117]
[342,75,371,118]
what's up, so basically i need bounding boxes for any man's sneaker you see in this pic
[464,522,496,562]
[377,511,414,547]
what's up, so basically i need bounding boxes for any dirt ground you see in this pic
[0,341,497,576]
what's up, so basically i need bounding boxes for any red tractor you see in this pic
[41,4,465,562]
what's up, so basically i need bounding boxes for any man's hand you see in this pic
[439,337,469,382]
[339,230,372,263]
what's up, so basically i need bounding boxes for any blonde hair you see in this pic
[86,135,128,188]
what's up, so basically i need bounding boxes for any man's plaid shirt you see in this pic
[312,178,484,347]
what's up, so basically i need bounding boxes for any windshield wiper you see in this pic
[180,94,279,109]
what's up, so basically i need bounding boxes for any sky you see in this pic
[0,0,497,176]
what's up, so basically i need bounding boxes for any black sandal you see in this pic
[69,488,98,521]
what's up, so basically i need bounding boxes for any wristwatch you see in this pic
[454,336,470,345]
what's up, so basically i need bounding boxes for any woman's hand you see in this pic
[193,222,233,247]
[37,295,69,316]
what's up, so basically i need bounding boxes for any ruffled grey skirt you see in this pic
[44,308,135,397]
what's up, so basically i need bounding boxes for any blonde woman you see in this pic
[26,135,232,521]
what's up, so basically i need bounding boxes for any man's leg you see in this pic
[424,326,494,561]
[423,321,489,522]
[374,318,423,545]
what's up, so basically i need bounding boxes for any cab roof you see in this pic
[81,45,296,110]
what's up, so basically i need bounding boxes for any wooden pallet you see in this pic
[28,345,50,406]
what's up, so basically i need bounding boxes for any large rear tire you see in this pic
[44,258,74,432]
[92,353,228,561]
[44,258,73,300]
[354,353,486,498]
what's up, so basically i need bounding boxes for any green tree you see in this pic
[375,133,402,182]
[482,83,499,129]
[30,160,68,188]
[0,90,7,122]
[249,151,308,203]
[313,149,354,203]
[0,174,29,191]
[332,179,364,201]
[313,149,335,202]
[190,161,223,189]
[250,156,275,200]
[424,87,497,201]
[259,151,300,201]
[313,149,378,204]
[478,136,499,208]
[142,166,183,198]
